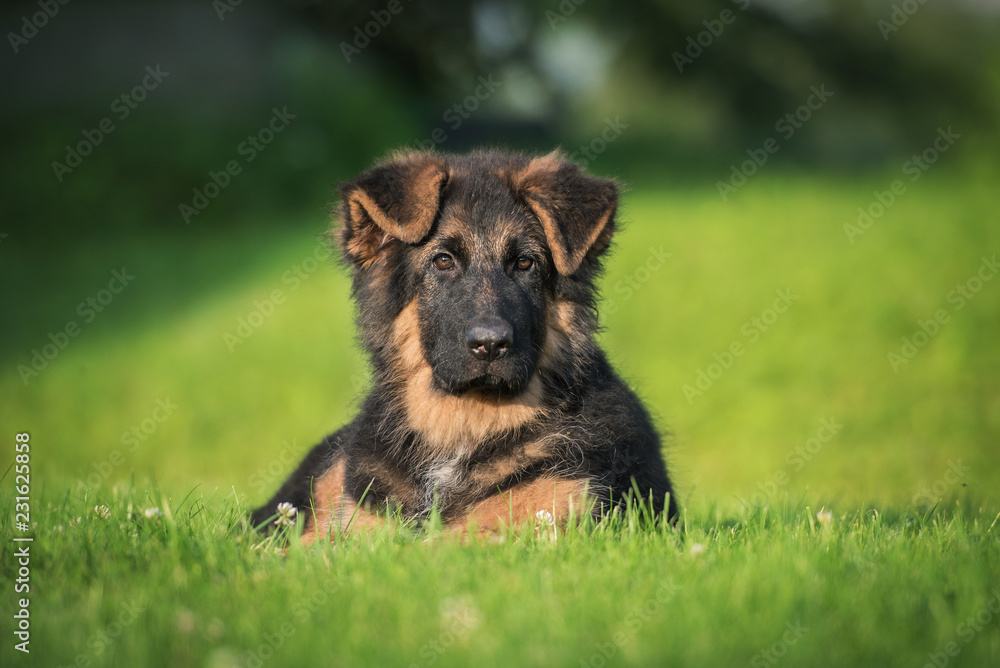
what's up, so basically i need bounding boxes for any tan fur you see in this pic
[524,195,613,276]
[345,159,446,257]
[349,191,397,242]
[452,476,589,532]
[302,460,382,545]
[404,164,447,241]
[342,211,391,269]
[391,302,544,454]
[507,149,615,276]
[539,300,577,371]
[462,436,557,493]
[464,457,524,489]
[515,150,563,183]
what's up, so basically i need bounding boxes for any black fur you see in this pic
[251,149,678,534]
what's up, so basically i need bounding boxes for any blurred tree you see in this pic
[297,0,998,149]
[1,0,996,240]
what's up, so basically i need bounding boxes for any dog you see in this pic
[251,148,677,541]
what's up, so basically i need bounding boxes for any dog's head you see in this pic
[336,149,617,399]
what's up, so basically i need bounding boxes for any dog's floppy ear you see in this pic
[338,153,448,266]
[511,149,618,276]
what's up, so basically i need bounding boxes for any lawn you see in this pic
[2,163,999,667]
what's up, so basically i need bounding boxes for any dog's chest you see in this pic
[420,452,468,503]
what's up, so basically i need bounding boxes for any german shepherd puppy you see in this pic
[251,149,677,541]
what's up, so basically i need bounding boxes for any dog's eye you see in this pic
[515,256,533,271]
[433,253,455,271]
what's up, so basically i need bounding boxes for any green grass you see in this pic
[2,163,999,666]
[2,487,999,667]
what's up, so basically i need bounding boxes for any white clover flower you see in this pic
[535,509,555,527]
[816,508,834,525]
[94,505,111,519]
[275,502,298,527]
[144,507,162,519]
[689,542,706,557]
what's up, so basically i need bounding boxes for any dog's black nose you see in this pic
[466,320,513,362]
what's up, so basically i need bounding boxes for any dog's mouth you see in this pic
[434,371,529,399]
[467,373,523,396]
